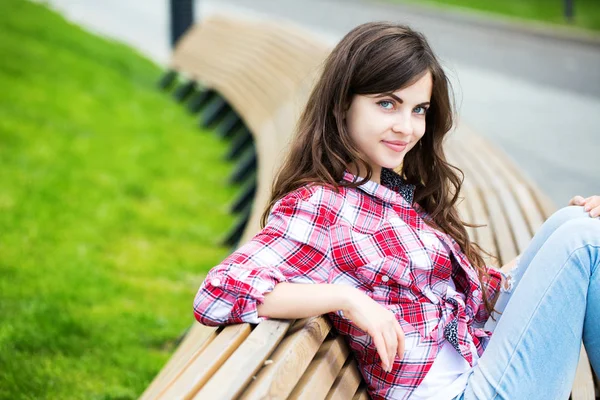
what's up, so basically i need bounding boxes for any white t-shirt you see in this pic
[410,277,477,400]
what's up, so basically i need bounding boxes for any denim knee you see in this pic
[544,206,590,231]
[550,217,600,272]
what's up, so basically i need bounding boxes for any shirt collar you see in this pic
[340,167,415,205]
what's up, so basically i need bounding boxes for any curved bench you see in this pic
[141,15,598,400]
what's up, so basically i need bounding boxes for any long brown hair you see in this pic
[260,22,499,318]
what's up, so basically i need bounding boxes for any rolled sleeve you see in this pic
[193,192,333,326]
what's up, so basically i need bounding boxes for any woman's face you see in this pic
[345,71,433,183]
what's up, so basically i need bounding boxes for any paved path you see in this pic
[44,0,600,207]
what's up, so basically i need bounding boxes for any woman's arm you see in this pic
[257,282,355,319]
[258,281,406,372]
[193,194,333,327]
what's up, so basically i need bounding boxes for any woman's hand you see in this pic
[342,289,405,372]
[569,195,600,218]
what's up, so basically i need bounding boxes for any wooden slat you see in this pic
[191,320,291,399]
[192,33,297,100]
[445,148,478,243]
[449,137,516,266]
[352,385,370,400]
[240,316,332,400]
[173,29,279,124]
[194,16,325,66]
[157,324,252,399]
[467,149,518,265]
[177,55,272,131]
[446,138,499,266]
[204,20,321,82]
[467,187,499,266]
[140,323,218,400]
[173,50,276,132]
[289,336,351,399]
[467,135,531,254]
[325,357,363,400]
[172,17,327,123]
[470,130,556,218]
[472,133,546,234]
[171,17,328,139]
[177,24,301,91]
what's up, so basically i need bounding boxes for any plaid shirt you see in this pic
[193,168,502,400]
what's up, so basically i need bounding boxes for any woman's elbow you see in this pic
[193,308,223,327]
[192,285,229,326]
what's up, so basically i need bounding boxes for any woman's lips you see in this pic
[382,140,408,152]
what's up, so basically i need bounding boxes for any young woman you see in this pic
[193,22,600,400]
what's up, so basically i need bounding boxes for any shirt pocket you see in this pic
[355,254,412,301]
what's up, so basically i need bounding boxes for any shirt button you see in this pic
[381,275,390,283]
[211,278,221,287]
[473,289,480,297]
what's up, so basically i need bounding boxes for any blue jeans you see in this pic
[453,206,600,400]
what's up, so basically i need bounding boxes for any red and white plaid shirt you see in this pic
[193,168,502,400]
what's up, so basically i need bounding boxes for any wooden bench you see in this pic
[140,15,598,400]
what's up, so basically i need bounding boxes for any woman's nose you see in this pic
[391,114,413,136]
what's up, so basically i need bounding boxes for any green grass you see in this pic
[384,0,600,32]
[0,0,239,398]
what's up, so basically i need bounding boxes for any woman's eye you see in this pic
[414,106,428,115]
[377,100,394,110]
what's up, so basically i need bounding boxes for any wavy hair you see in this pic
[260,22,499,319]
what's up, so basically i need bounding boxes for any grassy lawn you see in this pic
[384,0,600,32]
[0,0,238,398]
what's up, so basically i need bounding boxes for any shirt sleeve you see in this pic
[473,264,503,325]
[193,192,333,326]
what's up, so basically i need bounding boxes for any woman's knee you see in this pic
[543,217,600,280]
[550,217,600,253]
[544,206,590,231]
